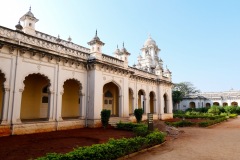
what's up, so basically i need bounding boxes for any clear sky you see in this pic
[1,0,239,92]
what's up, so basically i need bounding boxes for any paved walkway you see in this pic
[128,117,240,160]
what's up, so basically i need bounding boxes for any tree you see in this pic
[173,82,200,97]
[172,82,200,109]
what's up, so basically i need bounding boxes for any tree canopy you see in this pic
[172,82,200,105]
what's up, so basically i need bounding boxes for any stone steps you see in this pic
[109,117,131,127]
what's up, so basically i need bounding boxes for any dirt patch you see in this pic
[0,127,134,160]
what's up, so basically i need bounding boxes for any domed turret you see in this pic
[19,7,39,35]
[144,35,156,47]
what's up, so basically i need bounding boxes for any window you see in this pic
[104,100,108,104]
[29,23,32,27]
[42,96,48,103]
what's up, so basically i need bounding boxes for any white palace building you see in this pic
[178,89,240,110]
[0,8,173,136]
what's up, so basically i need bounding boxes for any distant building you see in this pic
[178,89,240,110]
[0,8,173,136]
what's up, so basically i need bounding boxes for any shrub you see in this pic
[133,125,149,137]
[198,117,227,127]
[229,114,238,118]
[165,120,195,127]
[236,107,240,115]
[208,106,220,115]
[134,108,143,123]
[101,109,111,129]
[116,122,146,131]
[37,131,166,160]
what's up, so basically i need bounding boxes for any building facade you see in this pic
[178,89,240,110]
[0,8,173,136]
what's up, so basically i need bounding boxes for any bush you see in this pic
[101,109,111,129]
[37,131,166,160]
[165,120,195,127]
[208,106,220,115]
[116,122,146,131]
[134,108,143,123]
[133,125,149,137]
[229,114,238,118]
[198,117,227,127]
[236,107,240,115]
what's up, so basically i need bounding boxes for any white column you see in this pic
[48,91,54,121]
[154,99,157,113]
[80,93,85,118]
[145,96,150,114]
[168,91,173,114]
[11,89,23,124]
[1,87,10,124]
[56,91,63,121]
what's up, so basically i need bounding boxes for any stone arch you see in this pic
[103,81,121,116]
[163,93,168,113]
[206,103,211,107]
[231,102,238,107]
[103,80,122,96]
[129,88,134,115]
[61,78,82,94]
[223,102,228,106]
[20,73,51,120]
[189,102,196,108]
[21,72,52,91]
[138,89,146,112]
[213,102,220,106]
[61,79,82,119]
[0,69,6,120]
[149,91,156,113]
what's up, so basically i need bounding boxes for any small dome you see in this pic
[144,36,156,46]
[26,10,34,17]
[15,21,23,31]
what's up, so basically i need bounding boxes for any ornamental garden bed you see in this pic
[0,127,135,160]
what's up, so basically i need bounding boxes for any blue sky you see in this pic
[1,0,239,92]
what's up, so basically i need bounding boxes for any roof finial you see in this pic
[95,29,97,36]
[123,42,125,48]
[148,33,151,38]
[29,6,31,11]
[117,45,118,49]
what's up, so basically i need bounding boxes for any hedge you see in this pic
[165,120,195,127]
[198,117,227,127]
[37,131,166,160]
[116,122,146,131]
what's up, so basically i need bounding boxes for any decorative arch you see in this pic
[223,102,228,106]
[149,91,156,113]
[62,79,83,119]
[129,88,134,115]
[103,81,121,116]
[61,78,82,94]
[103,80,122,96]
[21,72,52,91]
[138,89,146,112]
[20,73,51,120]
[213,102,220,106]
[189,102,196,108]
[206,103,211,107]
[231,102,238,107]
[163,93,168,113]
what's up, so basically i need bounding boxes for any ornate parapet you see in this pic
[102,54,124,66]
[0,26,90,60]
